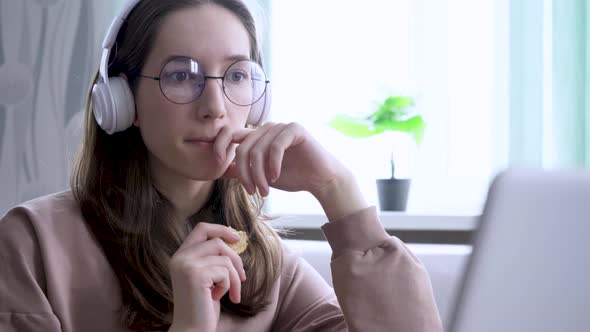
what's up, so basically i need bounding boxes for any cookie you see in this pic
[225,227,248,255]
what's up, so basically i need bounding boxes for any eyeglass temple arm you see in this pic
[137,74,160,81]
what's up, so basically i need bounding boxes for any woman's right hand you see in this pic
[168,222,247,332]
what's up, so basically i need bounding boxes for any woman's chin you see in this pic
[183,157,232,181]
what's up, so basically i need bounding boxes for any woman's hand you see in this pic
[216,122,347,197]
[168,222,246,332]
[215,122,369,221]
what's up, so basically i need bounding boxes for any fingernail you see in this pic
[233,231,241,240]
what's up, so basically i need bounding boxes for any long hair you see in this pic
[71,1,283,330]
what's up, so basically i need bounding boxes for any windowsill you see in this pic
[268,212,479,232]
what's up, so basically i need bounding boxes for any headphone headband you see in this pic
[98,0,140,85]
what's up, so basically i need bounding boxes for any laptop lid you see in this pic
[447,168,590,332]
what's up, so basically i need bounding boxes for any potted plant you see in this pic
[328,95,425,211]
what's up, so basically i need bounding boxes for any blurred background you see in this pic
[0,0,588,216]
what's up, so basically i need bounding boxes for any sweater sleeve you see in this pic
[273,206,442,332]
[320,206,443,332]
[0,208,62,332]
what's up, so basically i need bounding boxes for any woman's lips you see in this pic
[185,139,214,147]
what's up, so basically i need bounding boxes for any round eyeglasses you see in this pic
[138,57,269,106]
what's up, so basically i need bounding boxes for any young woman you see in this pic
[0,0,442,331]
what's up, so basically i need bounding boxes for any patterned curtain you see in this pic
[0,0,122,214]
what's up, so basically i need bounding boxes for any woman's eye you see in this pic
[229,71,247,82]
[173,72,188,81]
[169,71,195,82]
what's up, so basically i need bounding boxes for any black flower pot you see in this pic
[376,178,411,211]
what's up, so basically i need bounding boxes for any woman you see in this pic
[0,0,442,331]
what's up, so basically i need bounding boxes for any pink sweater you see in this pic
[0,191,442,331]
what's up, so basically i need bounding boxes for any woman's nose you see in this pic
[197,77,226,120]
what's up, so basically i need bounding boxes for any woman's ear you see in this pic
[119,73,139,127]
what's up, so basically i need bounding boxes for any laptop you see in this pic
[447,168,590,332]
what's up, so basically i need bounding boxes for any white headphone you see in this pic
[91,0,272,135]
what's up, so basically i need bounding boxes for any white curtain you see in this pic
[509,0,589,168]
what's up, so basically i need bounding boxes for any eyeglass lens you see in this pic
[159,57,267,106]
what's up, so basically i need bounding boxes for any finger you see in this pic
[213,126,233,162]
[199,256,242,303]
[231,128,255,144]
[267,123,301,181]
[250,123,288,196]
[234,123,275,194]
[206,265,232,302]
[182,237,247,281]
[225,137,237,162]
[221,161,238,179]
[214,127,253,163]
[180,222,242,251]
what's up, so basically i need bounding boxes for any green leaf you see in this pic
[368,96,415,121]
[328,95,425,144]
[384,96,414,109]
[328,114,384,138]
[374,115,426,145]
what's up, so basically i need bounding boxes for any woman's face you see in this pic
[133,4,252,183]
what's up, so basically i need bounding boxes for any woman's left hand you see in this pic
[216,122,347,197]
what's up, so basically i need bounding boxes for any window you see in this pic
[266,0,510,215]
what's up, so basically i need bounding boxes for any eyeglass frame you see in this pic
[137,56,270,106]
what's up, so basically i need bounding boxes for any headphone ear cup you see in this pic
[91,78,135,134]
[246,84,272,126]
[91,81,116,134]
[109,77,135,132]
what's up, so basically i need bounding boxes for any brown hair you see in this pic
[71,1,283,330]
